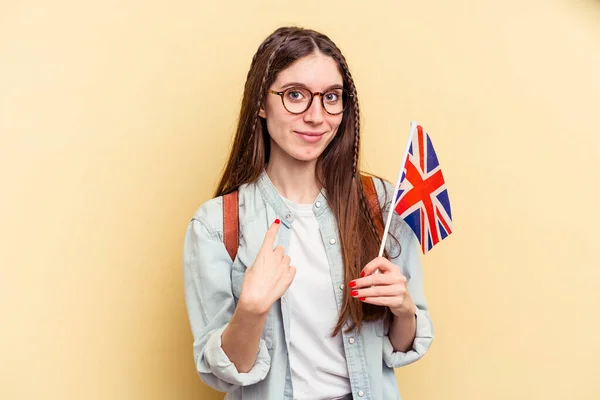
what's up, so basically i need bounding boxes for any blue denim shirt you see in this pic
[183,171,434,400]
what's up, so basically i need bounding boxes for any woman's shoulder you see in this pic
[190,195,225,235]
[365,174,394,207]
[189,181,261,235]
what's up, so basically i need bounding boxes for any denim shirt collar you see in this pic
[256,169,331,227]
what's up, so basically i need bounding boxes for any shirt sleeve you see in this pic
[374,178,435,368]
[183,215,271,392]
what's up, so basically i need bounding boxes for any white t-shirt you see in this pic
[281,196,352,400]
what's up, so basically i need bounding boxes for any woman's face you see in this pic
[259,52,344,165]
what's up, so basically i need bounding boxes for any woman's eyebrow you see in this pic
[279,82,344,91]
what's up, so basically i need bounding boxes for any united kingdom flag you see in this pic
[394,124,453,254]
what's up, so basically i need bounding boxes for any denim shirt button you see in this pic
[329,238,336,245]
[348,337,355,344]
[358,390,364,397]
[315,201,321,208]
[338,283,344,290]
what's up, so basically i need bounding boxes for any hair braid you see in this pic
[329,50,394,263]
[229,33,295,189]
[246,37,274,79]
[331,52,360,177]
[249,34,293,151]
[351,99,360,177]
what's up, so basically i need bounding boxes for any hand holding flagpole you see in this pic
[354,121,453,303]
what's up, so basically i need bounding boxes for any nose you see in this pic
[303,94,325,124]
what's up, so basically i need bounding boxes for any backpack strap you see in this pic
[223,190,239,261]
[222,176,383,261]
[361,175,385,240]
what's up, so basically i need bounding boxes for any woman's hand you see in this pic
[238,219,296,316]
[348,256,416,317]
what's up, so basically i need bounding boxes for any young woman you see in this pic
[183,26,434,400]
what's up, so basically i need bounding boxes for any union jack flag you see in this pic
[394,124,453,254]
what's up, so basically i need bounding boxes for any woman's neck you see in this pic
[265,157,322,205]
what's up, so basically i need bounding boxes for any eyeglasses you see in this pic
[268,87,349,115]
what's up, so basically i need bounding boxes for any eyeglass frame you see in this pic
[267,87,351,116]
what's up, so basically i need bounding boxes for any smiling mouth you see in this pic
[295,131,326,143]
[295,131,325,136]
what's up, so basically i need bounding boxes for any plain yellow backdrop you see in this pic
[1,1,599,399]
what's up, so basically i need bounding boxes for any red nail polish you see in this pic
[349,281,356,288]
[350,290,358,296]
[360,271,365,278]
[274,219,280,224]
[359,297,366,301]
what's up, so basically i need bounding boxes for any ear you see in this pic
[258,106,267,118]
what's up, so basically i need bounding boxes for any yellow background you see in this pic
[1,1,599,399]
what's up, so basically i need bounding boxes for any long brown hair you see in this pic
[215,26,392,334]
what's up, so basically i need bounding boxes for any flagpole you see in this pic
[377,120,418,258]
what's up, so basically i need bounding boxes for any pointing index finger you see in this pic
[260,218,281,253]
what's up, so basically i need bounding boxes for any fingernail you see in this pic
[359,297,366,301]
[274,219,280,224]
[349,281,357,288]
[360,271,365,278]
[350,290,359,297]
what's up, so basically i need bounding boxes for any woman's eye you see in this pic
[287,90,306,101]
[324,92,340,102]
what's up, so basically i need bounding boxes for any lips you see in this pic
[296,131,324,136]
[295,131,325,143]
